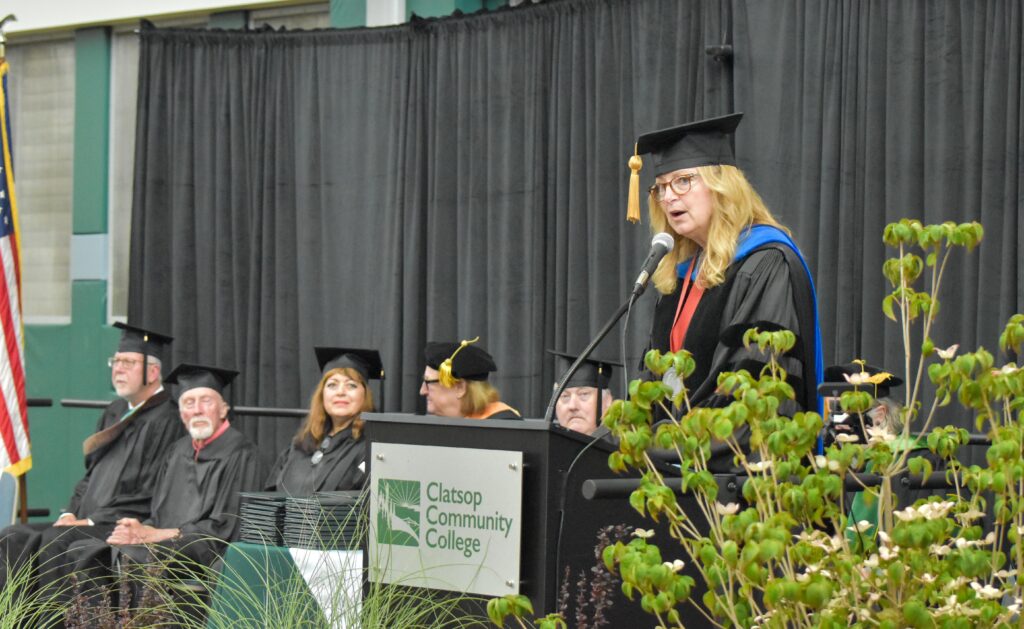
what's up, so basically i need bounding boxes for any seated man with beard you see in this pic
[0,323,182,599]
[68,363,262,607]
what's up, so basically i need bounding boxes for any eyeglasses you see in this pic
[108,357,143,369]
[557,388,597,405]
[649,173,699,200]
[311,436,331,465]
[422,378,440,387]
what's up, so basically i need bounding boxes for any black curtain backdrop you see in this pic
[129,0,1023,469]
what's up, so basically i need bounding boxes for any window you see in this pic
[6,37,75,323]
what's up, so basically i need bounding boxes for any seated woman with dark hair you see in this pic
[419,338,521,420]
[266,347,382,494]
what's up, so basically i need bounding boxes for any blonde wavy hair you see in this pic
[460,380,500,416]
[294,367,375,451]
[649,164,788,294]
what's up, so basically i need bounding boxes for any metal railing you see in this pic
[59,399,307,418]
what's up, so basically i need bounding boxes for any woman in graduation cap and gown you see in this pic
[265,347,382,495]
[631,113,823,471]
[420,339,521,420]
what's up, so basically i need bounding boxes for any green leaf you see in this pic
[712,418,734,440]
[486,598,509,625]
[629,489,646,516]
[882,294,897,321]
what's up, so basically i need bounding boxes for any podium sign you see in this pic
[368,442,524,596]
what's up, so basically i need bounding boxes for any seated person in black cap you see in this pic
[0,322,182,596]
[68,363,261,593]
[266,347,382,494]
[822,362,904,447]
[548,350,619,436]
[420,338,520,419]
[821,363,941,534]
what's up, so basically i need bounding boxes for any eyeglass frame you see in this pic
[107,356,144,369]
[649,173,700,200]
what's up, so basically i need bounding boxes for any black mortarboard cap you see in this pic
[113,322,173,363]
[624,113,743,223]
[823,363,904,399]
[315,347,384,382]
[547,350,620,389]
[636,112,743,174]
[164,363,239,399]
[424,341,496,382]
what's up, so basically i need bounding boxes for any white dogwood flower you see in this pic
[969,581,1002,600]
[663,559,686,573]
[747,460,772,473]
[847,520,873,533]
[936,344,959,360]
[843,371,871,385]
[716,502,740,516]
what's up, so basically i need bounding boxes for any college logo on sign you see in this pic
[377,478,421,547]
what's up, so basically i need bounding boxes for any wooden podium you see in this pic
[364,413,713,627]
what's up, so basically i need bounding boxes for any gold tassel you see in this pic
[627,148,643,224]
[439,336,480,388]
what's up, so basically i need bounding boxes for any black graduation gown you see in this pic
[68,390,184,523]
[265,427,367,495]
[69,425,263,578]
[648,245,819,469]
[0,391,181,592]
[147,425,263,544]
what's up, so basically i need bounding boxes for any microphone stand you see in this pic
[543,291,640,423]
[546,285,650,605]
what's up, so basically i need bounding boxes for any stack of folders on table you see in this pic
[239,491,289,546]
[282,490,363,551]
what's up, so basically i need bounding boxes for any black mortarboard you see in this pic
[113,322,173,363]
[424,339,496,383]
[624,113,743,223]
[315,347,384,383]
[164,363,239,399]
[822,363,903,399]
[547,350,620,389]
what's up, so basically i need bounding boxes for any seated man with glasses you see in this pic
[0,322,184,596]
[419,338,521,420]
[548,350,619,436]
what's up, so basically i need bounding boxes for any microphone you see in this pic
[632,232,675,297]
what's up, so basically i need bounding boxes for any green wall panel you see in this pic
[72,27,111,235]
[24,281,120,521]
[330,0,367,28]
[408,0,483,19]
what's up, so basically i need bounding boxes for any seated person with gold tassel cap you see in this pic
[420,338,521,419]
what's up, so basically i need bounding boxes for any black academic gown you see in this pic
[648,245,819,470]
[265,427,367,495]
[0,390,181,593]
[69,424,262,590]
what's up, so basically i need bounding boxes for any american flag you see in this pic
[0,59,30,475]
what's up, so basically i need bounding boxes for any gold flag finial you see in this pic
[0,15,18,59]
